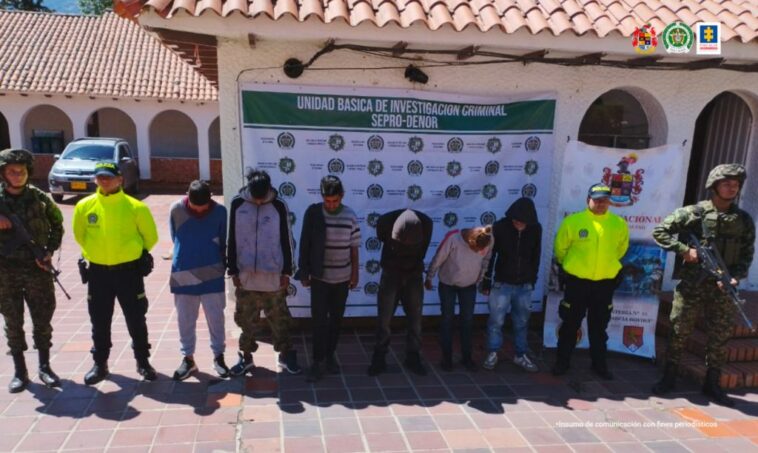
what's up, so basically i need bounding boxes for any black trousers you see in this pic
[87,264,150,363]
[310,279,349,363]
[556,273,617,368]
[374,271,424,357]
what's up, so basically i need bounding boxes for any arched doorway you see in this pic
[149,110,198,158]
[578,89,653,150]
[0,111,9,149]
[684,92,753,205]
[209,117,220,159]
[86,108,138,154]
[22,105,73,154]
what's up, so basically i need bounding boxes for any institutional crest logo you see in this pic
[443,212,458,228]
[663,22,694,54]
[327,158,345,174]
[521,183,537,198]
[328,133,345,151]
[447,137,464,153]
[696,22,721,55]
[366,212,380,228]
[87,213,98,224]
[445,185,461,200]
[482,184,498,200]
[524,136,541,152]
[278,157,295,174]
[277,132,295,149]
[365,237,382,251]
[367,135,385,151]
[288,212,296,226]
[623,325,643,352]
[367,184,384,200]
[278,182,296,198]
[365,259,381,274]
[484,160,500,176]
[407,160,424,176]
[407,185,422,201]
[408,136,424,153]
[364,282,379,295]
[579,229,589,238]
[480,211,497,226]
[601,152,645,206]
[632,24,658,55]
[368,159,384,177]
[486,137,502,154]
[286,284,297,297]
[524,160,539,176]
[446,160,462,177]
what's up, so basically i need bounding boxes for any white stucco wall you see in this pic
[216,38,758,291]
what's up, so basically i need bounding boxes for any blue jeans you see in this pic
[486,283,532,357]
[438,282,477,361]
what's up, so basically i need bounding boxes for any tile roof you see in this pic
[0,10,217,101]
[119,0,758,44]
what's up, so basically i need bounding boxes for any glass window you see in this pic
[578,90,650,150]
[61,144,115,161]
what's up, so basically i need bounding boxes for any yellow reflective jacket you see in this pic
[73,188,158,265]
[554,208,629,281]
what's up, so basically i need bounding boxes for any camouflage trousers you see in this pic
[666,280,736,369]
[234,287,293,354]
[0,262,56,354]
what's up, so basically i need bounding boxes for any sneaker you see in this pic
[325,355,340,374]
[482,352,498,370]
[230,352,254,377]
[278,351,303,375]
[513,354,539,373]
[305,362,323,383]
[460,358,478,373]
[213,355,230,378]
[173,357,198,381]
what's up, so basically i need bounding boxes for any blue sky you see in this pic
[45,0,80,14]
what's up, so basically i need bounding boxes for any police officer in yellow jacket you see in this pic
[552,183,629,379]
[73,162,159,385]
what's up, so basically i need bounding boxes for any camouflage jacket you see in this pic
[652,200,755,281]
[0,183,64,263]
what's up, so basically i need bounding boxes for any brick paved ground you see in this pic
[1,193,757,453]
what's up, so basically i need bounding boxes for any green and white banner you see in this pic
[240,84,556,317]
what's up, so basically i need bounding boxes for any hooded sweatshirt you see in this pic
[227,187,294,291]
[376,209,433,274]
[483,197,542,288]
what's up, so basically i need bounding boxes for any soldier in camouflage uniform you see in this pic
[0,149,64,392]
[651,164,755,406]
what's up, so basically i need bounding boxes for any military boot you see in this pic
[9,352,30,393]
[38,349,61,387]
[651,362,677,395]
[136,357,157,381]
[701,368,735,407]
[84,362,109,386]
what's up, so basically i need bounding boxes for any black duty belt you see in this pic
[89,259,140,272]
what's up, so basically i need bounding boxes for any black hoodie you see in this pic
[482,197,542,288]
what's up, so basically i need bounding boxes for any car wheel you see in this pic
[51,194,64,203]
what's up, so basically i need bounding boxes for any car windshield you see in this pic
[61,144,114,161]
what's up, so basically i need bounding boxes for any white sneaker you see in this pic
[483,352,498,370]
[513,354,538,372]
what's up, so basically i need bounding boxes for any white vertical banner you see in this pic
[239,84,556,317]
[543,141,688,358]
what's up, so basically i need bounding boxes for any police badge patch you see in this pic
[445,185,461,200]
[87,213,98,224]
[277,132,295,150]
[365,259,381,274]
[364,282,379,295]
[484,161,500,176]
[368,159,384,177]
[365,237,382,251]
[328,133,345,151]
[367,184,384,200]
[486,137,502,154]
[524,136,541,152]
[446,161,462,177]
[521,183,537,198]
[407,160,423,176]
[408,136,424,153]
[443,212,458,228]
[482,184,498,200]
[367,135,384,151]
[407,185,422,201]
[278,157,295,174]
[447,137,464,153]
[480,211,497,226]
[524,160,539,176]
[279,182,296,198]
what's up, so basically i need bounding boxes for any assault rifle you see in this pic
[689,233,753,331]
[0,213,71,300]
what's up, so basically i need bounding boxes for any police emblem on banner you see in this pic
[278,157,295,174]
[482,184,498,200]
[365,237,382,251]
[288,212,296,226]
[408,136,424,153]
[407,185,422,201]
[480,211,497,226]
[279,182,296,198]
[365,259,381,274]
[367,184,384,200]
[367,135,384,151]
[407,160,423,176]
[87,213,98,224]
[277,132,295,149]
[327,158,345,174]
[484,161,500,176]
[524,160,539,176]
[623,325,643,352]
[443,212,458,228]
[447,137,464,153]
[524,136,541,152]
[368,159,384,176]
[663,22,693,54]
[521,183,537,198]
[486,137,502,154]
[445,185,461,200]
[601,153,644,206]
[329,133,345,151]
[364,282,379,295]
[446,161,462,177]
[366,212,380,228]
[286,284,297,297]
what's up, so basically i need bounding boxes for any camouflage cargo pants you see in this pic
[234,287,293,353]
[667,280,736,369]
[0,262,56,354]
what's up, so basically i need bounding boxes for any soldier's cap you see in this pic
[587,183,611,199]
[94,161,121,177]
